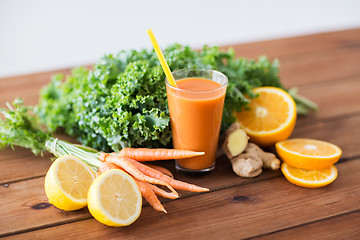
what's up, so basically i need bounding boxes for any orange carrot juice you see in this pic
[166,69,228,173]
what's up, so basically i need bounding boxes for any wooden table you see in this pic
[1,28,360,239]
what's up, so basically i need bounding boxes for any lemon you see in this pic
[87,169,142,227]
[235,87,297,147]
[44,155,95,211]
[276,138,342,170]
[281,163,338,188]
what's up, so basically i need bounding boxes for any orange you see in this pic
[276,138,342,170]
[235,87,296,147]
[281,163,338,188]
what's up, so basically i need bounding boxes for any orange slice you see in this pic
[235,87,296,147]
[281,163,338,188]
[276,138,342,170]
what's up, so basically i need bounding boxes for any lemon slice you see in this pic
[281,163,338,188]
[87,169,142,227]
[276,138,342,170]
[235,87,296,147]
[44,155,95,211]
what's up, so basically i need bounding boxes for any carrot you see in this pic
[99,153,179,197]
[144,163,174,178]
[135,180,167,213]
[116,148,204,161]
[126,158,209,192]
[96,161,119,177]
[145,182,179,199]
[100,157,174,178]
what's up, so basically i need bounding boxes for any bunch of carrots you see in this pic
[0,101,209,213]
[96,148,209,213]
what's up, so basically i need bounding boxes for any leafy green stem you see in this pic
[288,87,318,115]
[1,99,101,172]
[45,138,101,172]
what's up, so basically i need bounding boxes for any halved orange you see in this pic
[235,87,296,147]
[281,163,338,188]
[276,138,342,170]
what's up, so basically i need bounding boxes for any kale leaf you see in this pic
[37,44,283,151]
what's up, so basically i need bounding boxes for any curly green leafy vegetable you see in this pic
[0,100,102,171]
[36,44,316,151]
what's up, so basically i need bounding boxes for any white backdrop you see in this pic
[0,0,359,78]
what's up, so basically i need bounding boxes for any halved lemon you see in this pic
[44,155,95,211]
[235,87,296,147]
[87,169,142,227]
[276,138,342,170]
[281,163,338,188]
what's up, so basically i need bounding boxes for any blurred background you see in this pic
[0,0,359,78]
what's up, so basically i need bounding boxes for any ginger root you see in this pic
[245,143,281,170]
[223,123,248,159]
[222,123,281,178]
[230,152,263,178]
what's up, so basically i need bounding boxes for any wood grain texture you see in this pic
[0,156,280,236]
[279,47,360,87]
[0,66,90,107]
[0,69,71,107]
[295,75,360,127]
[254,211,360,240]
[221,28,360,59]
[0,147,52,184]
[0,133,81,184]
[4,110,359,236]
[3,159,359,239]
[0,175,90,237]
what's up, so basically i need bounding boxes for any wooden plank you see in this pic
[1,40,360,115]
[1,111,359,237]
[279,47,360,87]
[221,28,360,59]
[3,159,360,239]
[295,75,360,127]
[0,147,52,184]
[0,176,90,237]
[3,107,359,235]
[0,157,281,236]
[254,211,360,239]
[291,114,360,159]
[0,69,71,107]
[0,133,82,184]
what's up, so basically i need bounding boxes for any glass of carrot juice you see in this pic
[166,69,228,173]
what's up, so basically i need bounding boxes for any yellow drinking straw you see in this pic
[147,29,177,87]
